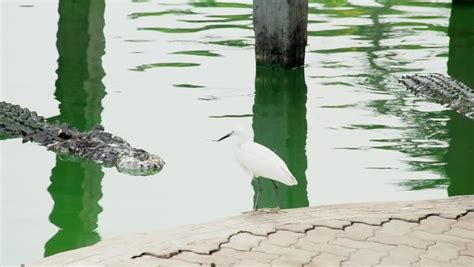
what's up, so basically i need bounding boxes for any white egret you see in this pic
[216,126,298,210]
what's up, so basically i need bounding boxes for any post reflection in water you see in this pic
[445,3,474,196]
[251,67,309,209]
[44,0,106,257]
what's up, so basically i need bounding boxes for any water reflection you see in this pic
[139,24,251,34]
[445,114,474,196]
[44,0,106,257]
[129,0,253,48]
[386,3,474,196]
[309,0,472,195]
[445,3,474,196]
[252,67,309,209]
[189,0,252,9]
[447,3,474,89]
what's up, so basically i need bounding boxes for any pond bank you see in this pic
[32,196,474,266]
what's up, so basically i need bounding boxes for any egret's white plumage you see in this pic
[216,125,298,210]
[235,140,297,186]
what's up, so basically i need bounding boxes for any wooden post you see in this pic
[253,0,308,68]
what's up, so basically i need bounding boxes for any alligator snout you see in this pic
[116,154,165,176]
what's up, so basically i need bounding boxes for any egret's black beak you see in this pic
[216,132,232,142]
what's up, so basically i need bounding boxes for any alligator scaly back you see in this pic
[0,101,47,138]
[399,73,474,120]
[0,101,165,175]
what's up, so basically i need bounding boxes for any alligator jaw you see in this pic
[116,153,165,176]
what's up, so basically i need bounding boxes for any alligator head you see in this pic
[116,149,165,176]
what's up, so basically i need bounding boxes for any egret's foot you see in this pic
[242,208,283,214]
[259,208,282,214]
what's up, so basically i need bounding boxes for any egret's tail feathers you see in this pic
[286,176,298,186]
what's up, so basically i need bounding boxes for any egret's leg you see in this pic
[271,181,280,209]
[254,177,262,211]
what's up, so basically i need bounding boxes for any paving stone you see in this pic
[295,240,355,257]
[351,217,388,225]
[374,264,410,267]
[330,237,393,252]
[304,227,343,244]
[221,232,266,251]
[253,243,316,261]
[130,256,200,266]
[264,230,305,247]
[413,258,465,267]
[180,237,226,254]
[415,216,455,234]
[31,196,474,266]
[460,242,474,257]
[305,253,346,267]
[391,213,427,222]
[411,230,470,246]
[343,248,386,266]
[275,223,314,233]
[232,259,271,267]
[314,220,351,229]
[213,248,277,263]
[340,223,381,240]
[451,211,474,231]
[377,220,418,236]
[440,211,467,219]
[244,225,276,236]
[369,233,434,249]
[420,241,461,262]
[137,246,180,259]
[173,252,223,265]
[272,256,309,266]
[451,255,474,266]
[460,211,474,223]
[445,227,474,239]
[451,219,474,231]
[378,245,425,265]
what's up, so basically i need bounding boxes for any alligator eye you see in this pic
[58,131,72,140]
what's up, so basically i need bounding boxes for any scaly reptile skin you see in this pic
[0,101,165,176]
[399,73,474,120]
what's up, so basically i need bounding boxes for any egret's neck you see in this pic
[236,133,252,146]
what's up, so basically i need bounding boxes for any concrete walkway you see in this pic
[33,196,474,266]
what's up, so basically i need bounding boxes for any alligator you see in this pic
[0,101,165,176]
[399,73,474,120]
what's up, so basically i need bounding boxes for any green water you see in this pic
[1,0,473,264]
[44,0,106,257]
[252,67,309,209]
